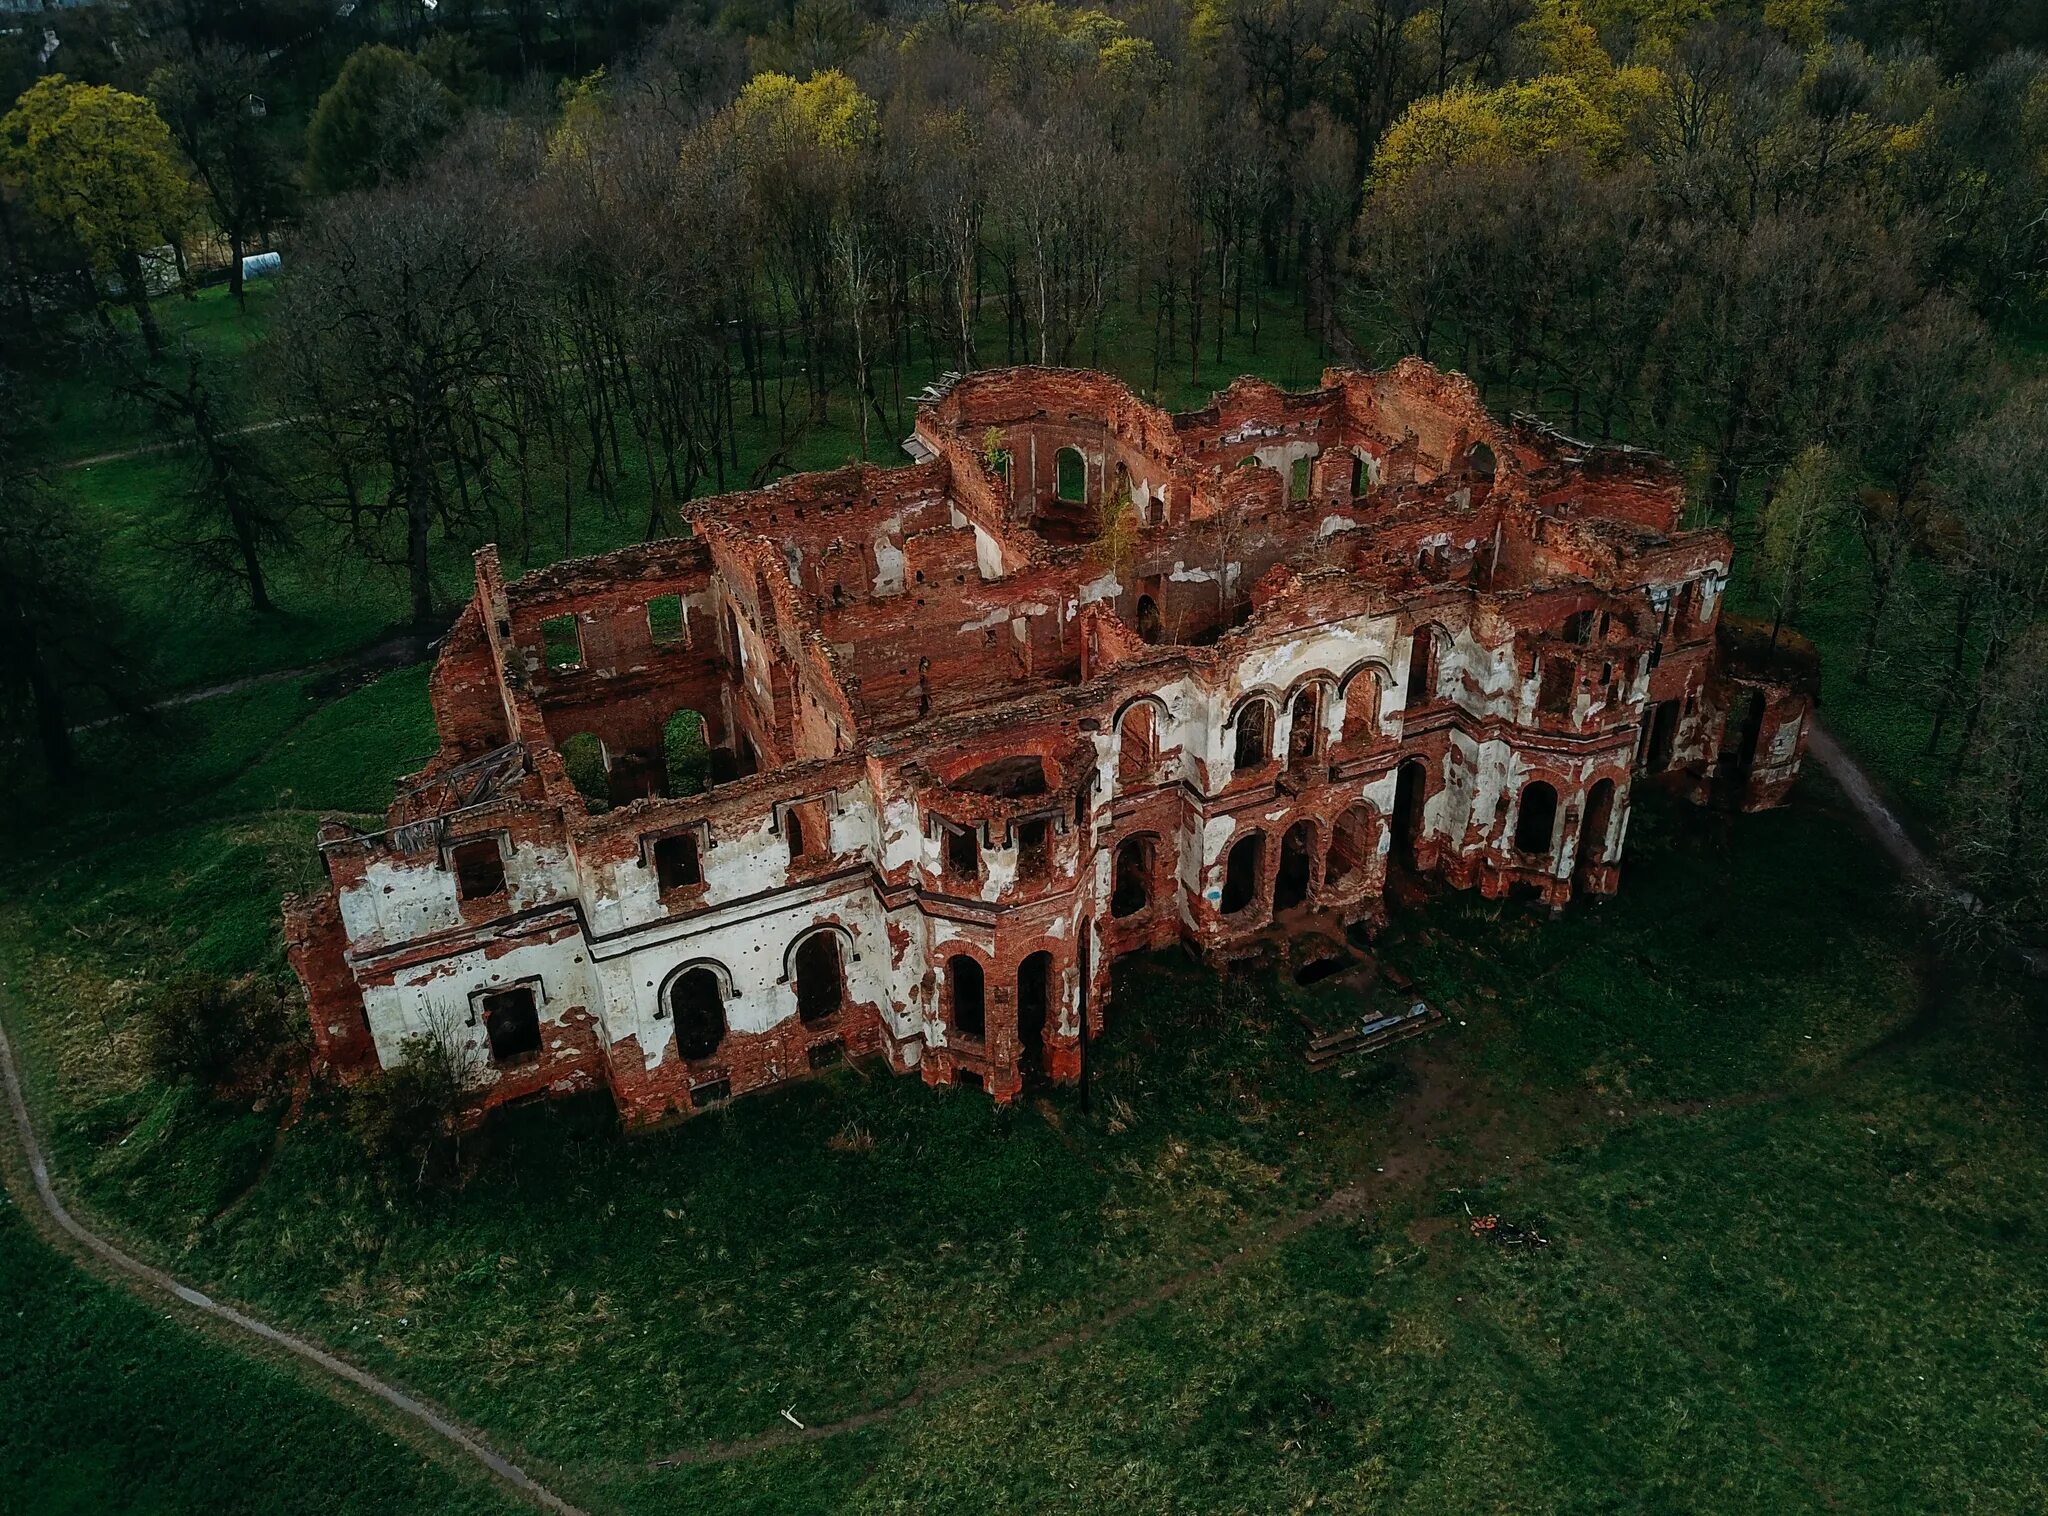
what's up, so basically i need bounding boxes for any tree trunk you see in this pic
[121,251,163,357]
[407,458,436,627]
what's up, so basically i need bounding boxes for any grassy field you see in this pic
[6,283,2043,1512]
[0,1193,525,1515]
[3,649,2045,1511]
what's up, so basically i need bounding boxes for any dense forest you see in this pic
[2,0,2045,951]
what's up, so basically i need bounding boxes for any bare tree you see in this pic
[279,168,529,627]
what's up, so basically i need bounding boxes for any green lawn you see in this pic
[0,1195,525,1515]
[3,655,2044,1513]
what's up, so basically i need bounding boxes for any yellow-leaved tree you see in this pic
[0,75,195,353]
[1371,2,1655,189]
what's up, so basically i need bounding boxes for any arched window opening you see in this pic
[1112,834,1155,918]
[1341,672,1381,747]
[1017,951,1053,1084]
[948,955,985,1040]
[1221,832,1265,916]
[1233,698,1272,772]
[1135,594,1163,643]
[1326,805,1375,892]
[793,932,846,1023]
[944,824,980,882]
[1055,446,1087,503]
[1392,759,1427,866]
[1467,442,1496,480]
[1514,781,1560,856]
[1405,627,1442,711]
[669,967,726,1061]
[1118,703,1159,789]
[1579,779,1616,871]
[1287,686,1324,769]
[665,709,712,797]
[1274,821,1316,911]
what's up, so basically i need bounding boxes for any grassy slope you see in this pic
[0,1197,525,1516]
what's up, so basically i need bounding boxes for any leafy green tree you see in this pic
[1758,444,1849,649]
[304,44,458,195]
[0,75,195,354]
[146,43,295,301]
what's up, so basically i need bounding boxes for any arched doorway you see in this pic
[1274,820,1316,911]
[1340,670,1381,749]
[1017,951,1053,1086]
[1055,447,1086,503]
[669,965,727,1062]
[948,954,985,1040]
[792,931,846,1023]
[1325,804,1375,892]
[1118,702,1159,790]
[1135,594,1162,643]
[1578,778,1615,876]
[1392,759,1427,866]
[1514,781,1560,857]
[1221,832,1265,916]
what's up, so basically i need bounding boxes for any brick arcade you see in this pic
[284,360,1817,1124]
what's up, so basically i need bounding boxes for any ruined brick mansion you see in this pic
[284,360,1817,1123]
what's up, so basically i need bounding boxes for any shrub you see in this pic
[344,1030,475,1183]
[140,973,292,1088]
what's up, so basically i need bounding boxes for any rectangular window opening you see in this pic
[540,613,583,671]
[1016,818,1051,879]
[647,593,685,647]
[451,838,505,900]
[653,832,703,891]
[480,986,541,1066]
